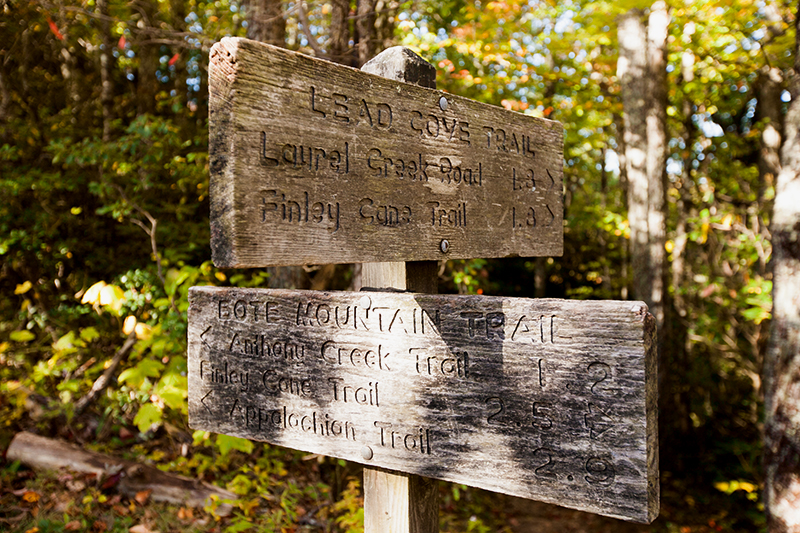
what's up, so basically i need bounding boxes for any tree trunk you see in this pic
[764,2,800,530]
[52,9,81,119]
[356,0,377,65]
[98,0,114,141]
[246,0,286,47]
[135,0,160,115]
[615,114,630,300]
[169,0,188,112]
[329,0,351,65]
[619,4,669,325]
[0,66,10,125]
[618,9,650,307]
[757,65,783,206]
[646,1,668,332]
[7,432,236,514]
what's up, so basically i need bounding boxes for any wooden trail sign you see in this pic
[209,38,564,268]
[188,286,659,523]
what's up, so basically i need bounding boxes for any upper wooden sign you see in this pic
[209,38,564,267]
[188,287,658,523]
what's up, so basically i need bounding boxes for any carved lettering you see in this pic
[426,201,467,228]
[241,404,357,441]
[309,86,392,130]
[486,396,505,425]
[512,168,536,191]
[459,311,504,339]
[412,348,469,379]
[438,157,482,186]
[410,111,470,144]
[359,198,412,227]
[483,126,535,158]
[533,448,557,479]
[585,457,615,485]
[320,340,391,371]
[261,190,340,233]
[374,421,431,454]
[261,372,314,396]
[329,377,379,406]
[200,360,250,391]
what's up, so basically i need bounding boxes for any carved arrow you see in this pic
[585,403,613,440]
[545,204,555,227]
[200,390,213,415]
[200,326,212,349]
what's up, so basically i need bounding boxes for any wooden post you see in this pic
[360,46,439,533]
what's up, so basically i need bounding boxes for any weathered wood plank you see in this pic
[187,287,659,523]
[208,37,564,267]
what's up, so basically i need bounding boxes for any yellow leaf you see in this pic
[123,316,137,335]
[23,491,40,503]
[721,213,734,229]
[739,481,757,493]
[14,281,33,295]
[214,272,226,282]
[135,323,153,340]
[81,281,107,304]
[665,240,674,253]
[99,284,126,311]
[134,489,152,505]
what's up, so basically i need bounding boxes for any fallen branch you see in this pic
[73,331,137,415]
[7,432,235,515]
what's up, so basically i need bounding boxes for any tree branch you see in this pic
[73,331,137,415]
[111,184,180,314]
[296,1,327,58]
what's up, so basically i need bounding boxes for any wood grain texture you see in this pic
[208,37,564,267]
[188,286,659,523]
[364,467,439,533]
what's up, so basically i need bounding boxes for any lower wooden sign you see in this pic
[188,287,658,523]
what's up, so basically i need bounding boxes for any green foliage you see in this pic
[0,0,796,530]
[216,435,255,457]
[331,477,365,531]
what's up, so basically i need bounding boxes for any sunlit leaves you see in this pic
[118,358,165,388]
[133,402,163,433]
[216,434,255,456]
[14,281,33,295]
[9,330,36,343]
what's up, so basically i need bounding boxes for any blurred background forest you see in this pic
[0,0,797,531]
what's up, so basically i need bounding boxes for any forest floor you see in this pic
[0,429,757,533]
[506,498,649,533]
[0,468,742,533]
